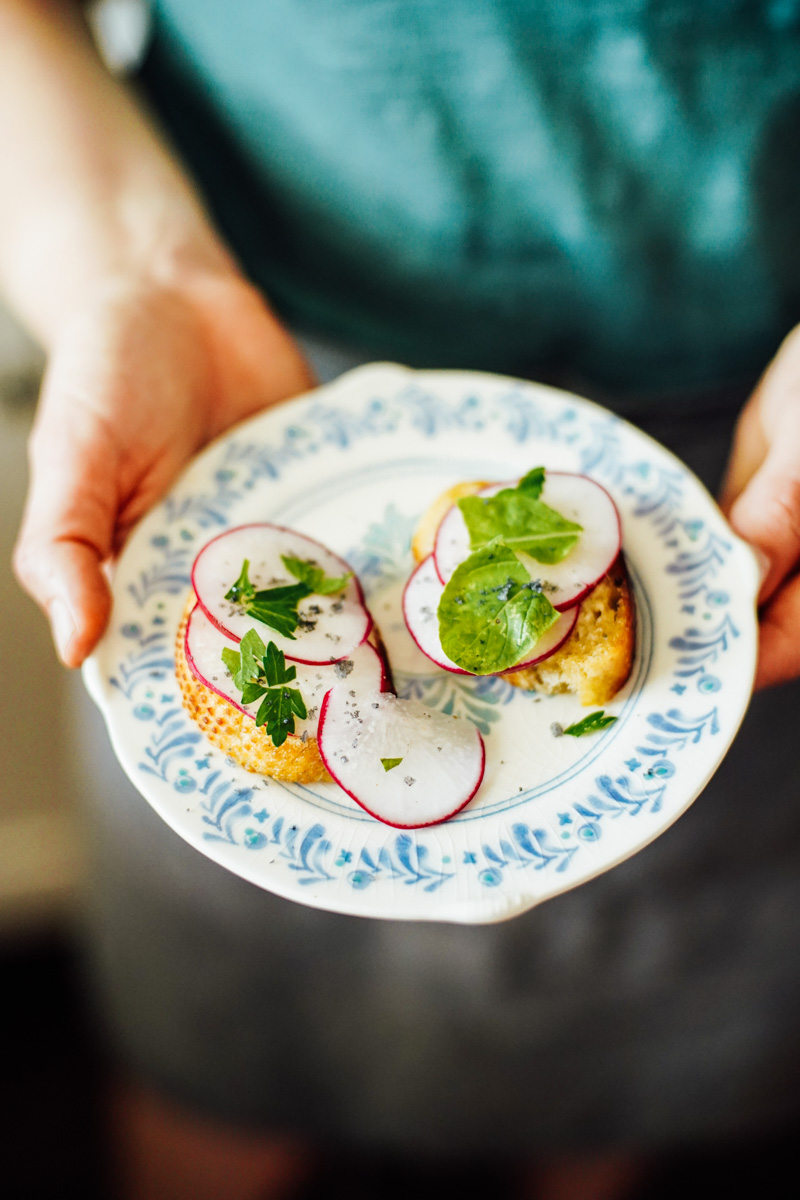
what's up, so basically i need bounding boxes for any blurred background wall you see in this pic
[0,303,87,938]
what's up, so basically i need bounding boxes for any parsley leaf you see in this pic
[262,638,297,687]
[225,556,351,639]
[220,635,307,747]
[221,645,243,687]
[380,757,403,772]
[245,582,310,639]
[255,685,308,747]
[281,555,352,596]
[562,711,618,737]
[437,539,559,673]
[224,559,256,605]
[238,629,267,686]
[457,468,582,565]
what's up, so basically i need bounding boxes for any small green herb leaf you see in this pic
[238,628,267,687]
[224,559,255,605]
[221,635,308,747]
[255,685,307,747]
[518,467,545,498]
[562,711,618,737]
[380,757,404,772]
[225,561,312,639]
[240,681,267,705]
[221,646,242,683]
[281,554,352,596]
[262,640,297,688]
[438,540,559,673]
[246,582,310,639]
[457,469,582,565]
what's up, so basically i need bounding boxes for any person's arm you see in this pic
[2,0,313,666]
[721,325,800,689]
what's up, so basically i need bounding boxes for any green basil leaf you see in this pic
[281,554,351,596]
[457,475,581,565]
[380,757,403,772]
[562,711,618,737]
[518,467,545,498]
[438,540,559,673]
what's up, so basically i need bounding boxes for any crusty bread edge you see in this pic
[175,596,331,784]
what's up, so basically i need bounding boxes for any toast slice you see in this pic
[414,482,634,705]
[175,597,331,783]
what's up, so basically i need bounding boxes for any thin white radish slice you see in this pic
[192,523,371,663]
[317,688,485,828]
[402,556,579,675]
[185,604,386,740]
[433,473,621,610]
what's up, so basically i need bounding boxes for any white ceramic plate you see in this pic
[84,364,759,923]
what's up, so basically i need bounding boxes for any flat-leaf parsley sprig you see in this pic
[562,711,618,737]
[221,630,308,747]
[224,556,351,640]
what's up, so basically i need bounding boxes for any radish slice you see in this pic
[402,556,579,675]
[317,688,485,828]
[433,473,621,610]
[192,524,371,663]
[185,604,386,740]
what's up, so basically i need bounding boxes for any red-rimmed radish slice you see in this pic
[402,556,579,675]
[184,604,386,740]
[433,473,621,610]
[192,523,371,663]
[317,688,485,828]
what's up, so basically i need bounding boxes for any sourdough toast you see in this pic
[414,481,634,705]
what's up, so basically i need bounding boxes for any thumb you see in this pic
[13,359,117,667]
[727,440,800,605]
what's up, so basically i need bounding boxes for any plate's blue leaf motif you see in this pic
[667,530,732,600]
[108,628,172,699]
[669,618,739,677]
[346,503,417,589]
[354,836,455,892]
[495,387,580,445]
[128,540,192,607]
[394,670,517,736]
[639,707,719,759]
[476,823,579,884]
[579,424,684,535]
[395,385,484,436]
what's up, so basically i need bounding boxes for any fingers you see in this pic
[726,449,800,604]
[754,574,800,690]
[718,387,769,515]
[720,327,800,602]
[13,357,118,666]
[14,538,111,667]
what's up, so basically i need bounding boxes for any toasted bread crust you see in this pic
[175,599,330,784]
[503,559,634,705]
[415,483,634,705]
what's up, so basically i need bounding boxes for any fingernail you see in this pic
[753,547,772,590]
[50,598,76,664]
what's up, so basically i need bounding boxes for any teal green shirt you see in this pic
[145,1,800,394]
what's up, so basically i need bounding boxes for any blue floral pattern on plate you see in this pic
[84,365,759,923]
